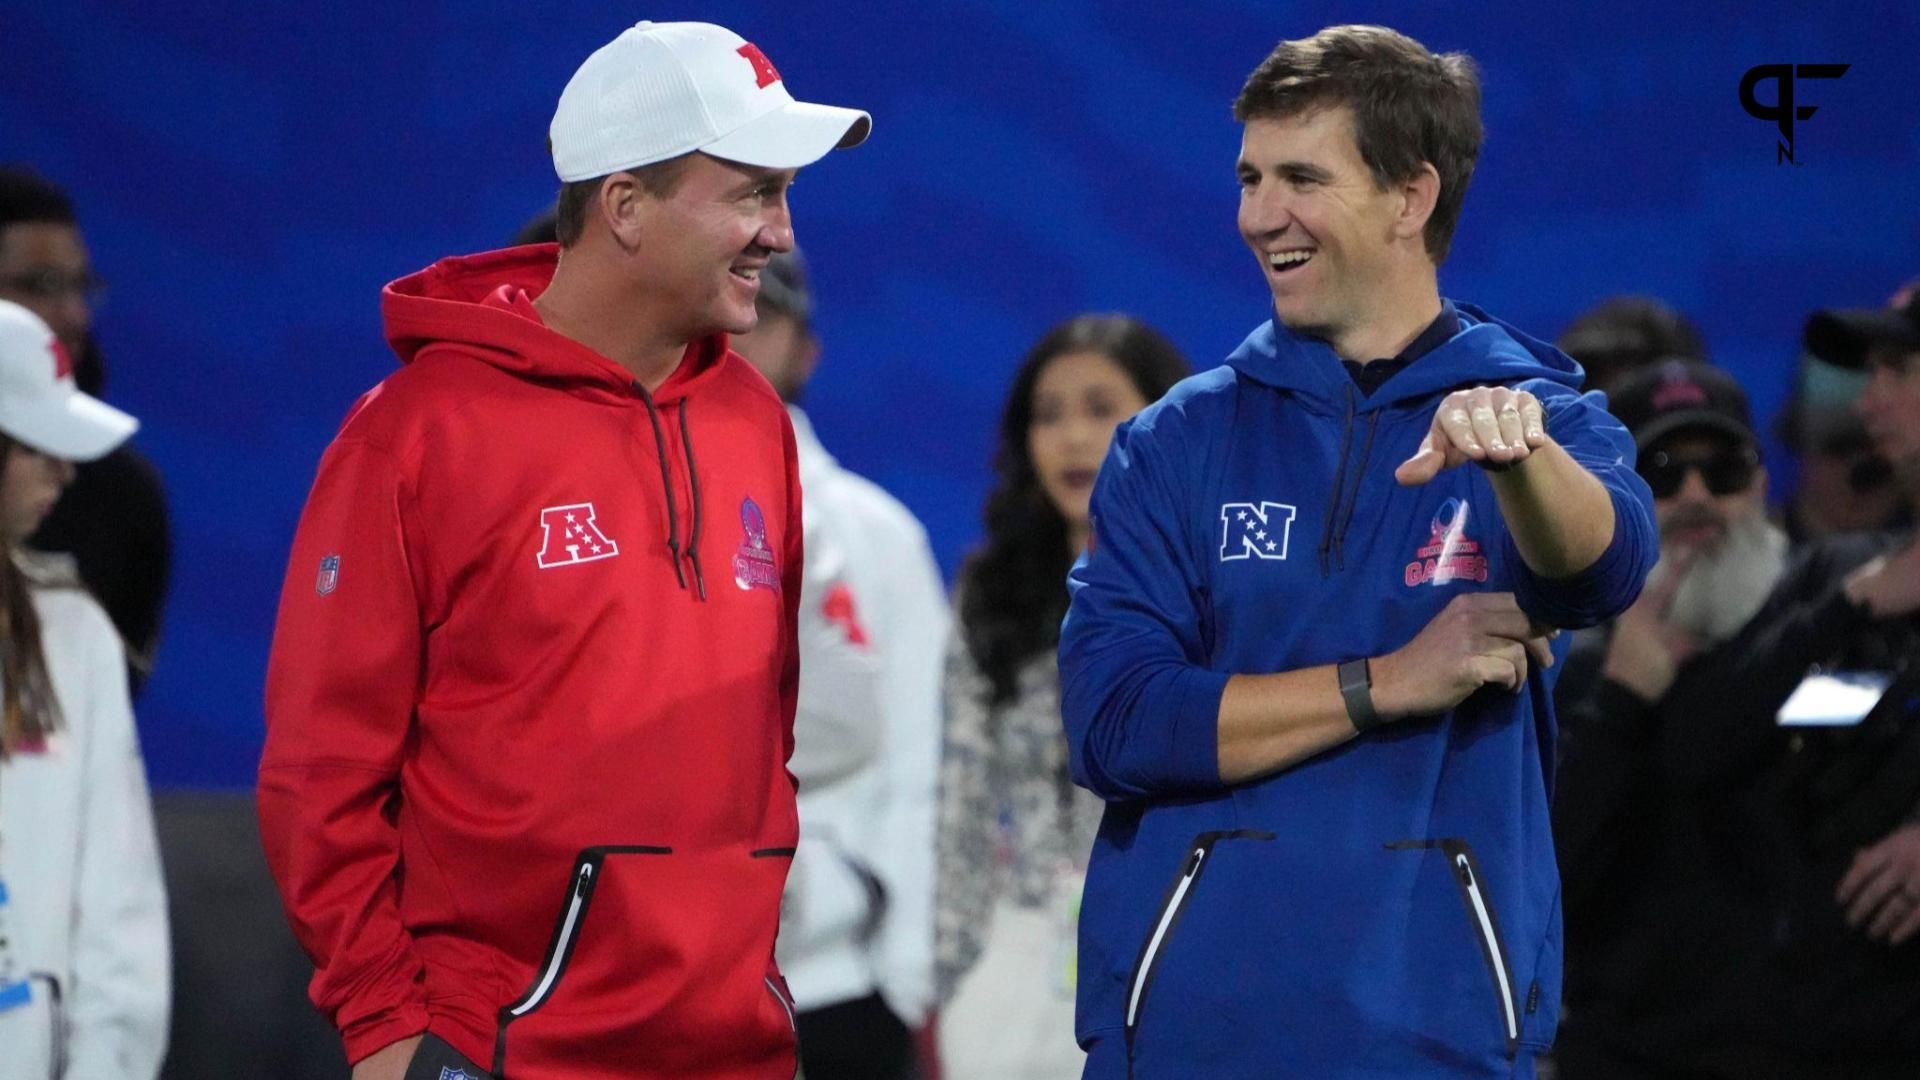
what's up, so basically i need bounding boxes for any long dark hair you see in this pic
[0,436,62,757]
[957,313,1191,706]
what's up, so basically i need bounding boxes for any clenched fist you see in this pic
[1397,386,1549,486]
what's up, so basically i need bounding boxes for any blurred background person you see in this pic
[935,314,1187,1079]
[1556,294,1708,396]
[1550,358,1782,708]
[1780,281,1918,541]
[1552,331,1920,1076]
[511,204,559,247]
[0,300,168,1078]
[734,249,950,1080]
[0,166,171,695]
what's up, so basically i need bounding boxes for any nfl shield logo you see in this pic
[315,554,340,596]
[438,1069,478,1080]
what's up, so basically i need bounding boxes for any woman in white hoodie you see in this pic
[0,299,168,1079]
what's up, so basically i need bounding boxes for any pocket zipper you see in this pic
[509,862,595,1018]
[1452,852,1518,1046]
[764,975,797,1032]
[1127,846,1204,1028]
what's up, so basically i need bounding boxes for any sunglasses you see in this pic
[1638,445,1759,498]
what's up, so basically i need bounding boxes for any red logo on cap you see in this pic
[50,339,74,381]
[737,43,781,89]
[1651,376,1708,411]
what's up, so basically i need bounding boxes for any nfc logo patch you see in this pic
[1220,502,1297,561]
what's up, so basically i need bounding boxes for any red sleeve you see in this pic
[257,434,432,1064]
[779,414,804,782]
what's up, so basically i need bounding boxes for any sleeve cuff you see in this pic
[341,1005,433,1067]
[1514,484,1650,629]
[1162,667,1231,789]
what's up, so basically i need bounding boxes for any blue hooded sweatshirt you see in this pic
[1059,304,1656,1079]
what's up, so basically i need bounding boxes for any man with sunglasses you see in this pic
[1602,359,1786,678]
[0,166,170,693]
[1554,344,1920,1076]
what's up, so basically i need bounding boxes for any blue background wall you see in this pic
[3,1,1915,788]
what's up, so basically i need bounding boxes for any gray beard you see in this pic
[1656,512,1790,645]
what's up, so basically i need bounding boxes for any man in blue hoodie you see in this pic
[1059,25,1657,1079]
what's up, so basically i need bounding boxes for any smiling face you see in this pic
[1237,107,1428,346]
[631,153,798,341]
[1027,349,1150,533]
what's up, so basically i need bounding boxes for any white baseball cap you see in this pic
[0,300,138,461]
[550,21,871,182]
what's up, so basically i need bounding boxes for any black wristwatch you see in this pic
[1338,658,1383,732]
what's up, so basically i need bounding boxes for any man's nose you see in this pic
[1242,182,1295,237]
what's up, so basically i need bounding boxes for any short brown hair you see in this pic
[1233,25,1482,263]
[550,152,694,247]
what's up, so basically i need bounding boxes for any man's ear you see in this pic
[597,172,649,254]
[1393,162,1441,247]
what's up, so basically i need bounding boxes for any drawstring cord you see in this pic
[678,399,707,600]
[1319,385,1357,575]
[637,387,688,591]
[1334,410,1383,571]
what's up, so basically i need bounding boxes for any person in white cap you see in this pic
[0,299,169,1078]
[258,21,868,1080]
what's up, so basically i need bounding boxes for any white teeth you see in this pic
[736,268,760,280]
[1268,250,1313,267]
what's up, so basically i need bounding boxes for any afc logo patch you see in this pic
[1404,497,1489,587]
[536,503,620,569]
[736,43,782,89]
[1220,501,1297,561]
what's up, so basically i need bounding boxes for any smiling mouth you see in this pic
[730,265,763,286]
[1268,250,1315,275]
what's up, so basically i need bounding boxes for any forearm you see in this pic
[1489,440,1616,578]
[1217,666,1359,785]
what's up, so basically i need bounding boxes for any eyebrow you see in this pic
[1238,157,1334,180]
[727,165,793,192]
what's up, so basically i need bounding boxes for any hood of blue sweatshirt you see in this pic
[1224,302,1587,414]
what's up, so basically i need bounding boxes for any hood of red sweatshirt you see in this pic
[380,244,729,405]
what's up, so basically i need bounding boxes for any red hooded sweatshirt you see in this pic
[259,246,804,1079]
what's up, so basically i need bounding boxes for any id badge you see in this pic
[0,876,23,1012]
[0,977,30,1015]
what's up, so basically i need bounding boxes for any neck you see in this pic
[536,249,691,392]
[1324,265,1442,364]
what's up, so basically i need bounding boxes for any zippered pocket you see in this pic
[492,846,670,1074]
[1386,838,1518,1057]
[764,974,800,1080]
[1123,830,1272,1072]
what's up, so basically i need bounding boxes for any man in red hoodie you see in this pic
[258,22,869,1080]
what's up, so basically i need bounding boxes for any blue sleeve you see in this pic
[1505,384,1659,629]
[1058,414,1230,802]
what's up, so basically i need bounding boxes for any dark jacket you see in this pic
[1554,531,1920,1079]
[30,444,170,694]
